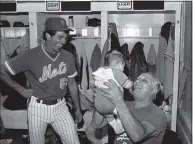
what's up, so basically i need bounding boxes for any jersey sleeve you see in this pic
[3,51,29,75]
[112,69,128,86]
[67,55,78,78]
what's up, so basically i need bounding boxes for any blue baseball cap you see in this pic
[45,17,73,31]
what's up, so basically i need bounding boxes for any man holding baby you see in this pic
[91,50,167,144]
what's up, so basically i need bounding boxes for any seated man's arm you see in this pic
[115,101,156,142]
[105,114,125,134]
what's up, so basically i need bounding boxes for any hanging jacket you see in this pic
[100,23,119,66]
[147,44,157,65]
[156,34,168,84]
[90,44,101,72]
[147,44,157,75]
[100,35,110,67]
[110,23,119,39]
[163,34,175,99]
[161,22,172,44]
[1,29,29,60]
[111,33,120,51]
[129,42,149,81]
[79,42,89,93]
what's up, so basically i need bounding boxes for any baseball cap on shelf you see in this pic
[45,17,73,31]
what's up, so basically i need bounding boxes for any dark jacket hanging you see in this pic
[100,23,119,66]
[111,33,120,51]
[90,44,101,72]
[129,42,149,81]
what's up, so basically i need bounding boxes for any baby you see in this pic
[92,50,133,116]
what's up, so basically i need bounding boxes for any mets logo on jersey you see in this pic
[39,62,67,83]
[60,78,67,89]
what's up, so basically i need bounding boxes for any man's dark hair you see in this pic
[43,30,70,41]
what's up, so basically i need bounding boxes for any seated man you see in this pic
[92,73,167,144]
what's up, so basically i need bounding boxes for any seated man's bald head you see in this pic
[133,73,161,102]
[140,73,161,96]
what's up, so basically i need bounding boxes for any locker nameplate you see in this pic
[117,0,132,10]
[46,1,60,11]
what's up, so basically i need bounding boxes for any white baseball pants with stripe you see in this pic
[28,96,80,144]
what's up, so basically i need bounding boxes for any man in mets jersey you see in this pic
[0,17,82,144]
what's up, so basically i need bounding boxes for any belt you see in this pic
[36,97,64,105]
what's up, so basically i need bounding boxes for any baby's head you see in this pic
[105,50,125,71]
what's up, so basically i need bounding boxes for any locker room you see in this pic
[0,1,192,144]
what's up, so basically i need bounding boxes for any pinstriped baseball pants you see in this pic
[28,96,80,144]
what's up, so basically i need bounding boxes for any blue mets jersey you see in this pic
[4,45,77,100]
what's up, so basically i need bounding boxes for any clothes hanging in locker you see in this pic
[1,39,20,59]
[160,22,172,44]
[100,35,110,67]
[109,23,119,39]
[156,22,172,84]
[129,42,149,81]
[111,33,120,51]
[90,44,101,72]
[147,44,157,76]
[79,42,89,93]
[110,23,120,51]
[163,33,175,99]
[100,23,119,66]
[156,34,168,84]
[0,30,29,61]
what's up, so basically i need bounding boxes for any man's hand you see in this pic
[75,109,83,124]
[97,79,124,104]
[90,79,98,97]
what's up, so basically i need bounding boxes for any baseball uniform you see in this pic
[4,44,80,144]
